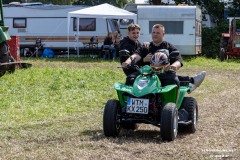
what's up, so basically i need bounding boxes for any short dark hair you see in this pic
[152,24,165,32]
[127,23,141,32]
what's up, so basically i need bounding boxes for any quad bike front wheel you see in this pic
[103,99,121,137]
[181,97,198,133]
[160,103,178,141]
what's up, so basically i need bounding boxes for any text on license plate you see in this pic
[127,98,149,114]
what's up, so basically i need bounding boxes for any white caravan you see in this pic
[122,4,202,55]
[138,5,202,55]
[3,3,120,53]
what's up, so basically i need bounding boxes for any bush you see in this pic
[202,21,228,58]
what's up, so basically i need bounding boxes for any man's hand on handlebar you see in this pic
[164,65,177,72]
[121,62,129,69]
[143,53,152,62]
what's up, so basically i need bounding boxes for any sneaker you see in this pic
[188,71,206,93]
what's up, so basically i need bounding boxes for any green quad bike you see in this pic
[103,50,198,141]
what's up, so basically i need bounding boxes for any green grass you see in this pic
[1,56,239,126]
[182,56,240,70]
[0,56,239,159]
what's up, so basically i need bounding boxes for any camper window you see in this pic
[149,21,183,34]
[73,18,96,31]
[13,18,26,28]
[119,19,134,26]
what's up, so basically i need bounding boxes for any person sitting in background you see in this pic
[103,32,116,60]
[112,31,120,57]
[90,36,98,43]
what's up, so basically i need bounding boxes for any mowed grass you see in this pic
[0,57,239,159]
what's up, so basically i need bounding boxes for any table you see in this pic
[83,42,98,49]
[82,42,100,57]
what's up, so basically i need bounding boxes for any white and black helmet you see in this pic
[150,49,169,69]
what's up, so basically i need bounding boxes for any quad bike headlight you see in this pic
[137,79,149,89]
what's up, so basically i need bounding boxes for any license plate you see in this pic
[126,98,149,114]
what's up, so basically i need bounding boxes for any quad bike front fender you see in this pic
[114,82,180,108]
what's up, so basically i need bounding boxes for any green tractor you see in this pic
[0,0,31,77]
[0,0,15,77]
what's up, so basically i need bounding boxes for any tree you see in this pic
[72,0,131,8]
[173,0,226,23]
[148,0,162,5]
[227,0,240,17]
[30,0,72,5]
[3,0,22,4]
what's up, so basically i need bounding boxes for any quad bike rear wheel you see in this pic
[181,97,198,133]
[160,103,178,141]
[103,99,121,137]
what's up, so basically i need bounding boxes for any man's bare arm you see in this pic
[122,54,141,68]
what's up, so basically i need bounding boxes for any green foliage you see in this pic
[72,0,130,8]
[202,21,228,58]
[30,0,72,5]
[227,0,240,17]
[3,0,22,4]
[148,0,163,5]
[186,0,225,22]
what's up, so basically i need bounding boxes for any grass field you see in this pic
[0,57,239,159]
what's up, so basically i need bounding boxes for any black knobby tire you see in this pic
[0,42,15,75]
[181,97,198,133]
[8,56,16,73]
[0,42,11,63]
[161,103,178,141]
[0,70,5,77]
[103,99,121,137]
[219,37,228,62]
[220,48,227,62]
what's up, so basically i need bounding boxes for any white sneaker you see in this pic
[188,71,206,93]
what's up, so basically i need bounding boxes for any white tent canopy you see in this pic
[67,3,137,57]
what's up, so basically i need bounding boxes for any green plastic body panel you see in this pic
[114,65,191,109]
[0,0,11,43]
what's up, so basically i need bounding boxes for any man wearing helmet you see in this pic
[121,24,206,92]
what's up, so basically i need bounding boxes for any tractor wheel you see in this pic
[160,103,178,141]
[8,56,16,73]
[181,97,198,133]
[220,48,227,61]
[0,70,5,77]
[0,42,15,74]
[0,42,11,63]
[103,99,121,137]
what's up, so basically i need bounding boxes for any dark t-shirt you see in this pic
[138,41,183,66]
[119,36,143,76]
[104,37,113,45]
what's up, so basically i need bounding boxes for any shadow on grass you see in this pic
[81,127,192,144]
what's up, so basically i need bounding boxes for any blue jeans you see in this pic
[103,45,116,60]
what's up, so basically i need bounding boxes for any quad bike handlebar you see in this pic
[119,49,179,73]
[119,49,140,70]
